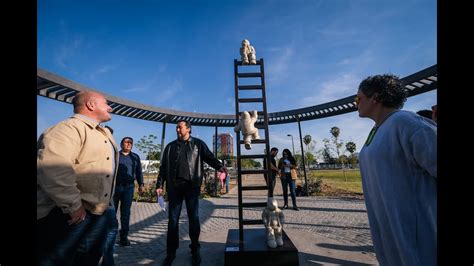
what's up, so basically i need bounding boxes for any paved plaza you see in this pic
[112,175,378,265]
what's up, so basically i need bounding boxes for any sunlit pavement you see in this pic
[113,175,378,265]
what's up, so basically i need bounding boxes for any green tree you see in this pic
[345,141,357,167]
[303,134,318,168]
[330,127,343,164]
[305,151,316,166]
[303,134,312,148]
[135,134,162,160]
[320,138,336,164]
[241,158,260,168]
[303,135,311,169]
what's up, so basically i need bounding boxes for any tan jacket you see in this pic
[37,114,119,219]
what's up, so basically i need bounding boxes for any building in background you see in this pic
[213,133,234,157]
[141,160,159,174]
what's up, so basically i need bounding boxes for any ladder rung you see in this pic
[241,169,268,175]
[240,139,266,144]
[242,185,268,191]
[238,85,263,90]
[238,98,263,103]
[236,60,262,66]
[237,73,262,78]
[239,154,267,159]
[236,111,265,116]
[242,219,263,225]
[242,202,267,208]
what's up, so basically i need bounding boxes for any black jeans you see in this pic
[113,183,134,240]
[281,173,297,207]
[37,207,109,266]
[166,182,201,255]
[268,174,276,195]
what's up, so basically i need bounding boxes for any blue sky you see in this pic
[38,0,437,161]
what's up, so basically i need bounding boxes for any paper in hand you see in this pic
[157,195,166,211]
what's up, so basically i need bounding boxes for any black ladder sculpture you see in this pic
[234,59,272,237]
[224,58,299,266]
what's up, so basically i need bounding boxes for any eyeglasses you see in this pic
[354,96,361,105]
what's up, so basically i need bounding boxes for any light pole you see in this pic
[287,134,295,156]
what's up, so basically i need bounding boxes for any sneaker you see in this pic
[292,206,299,211]
[119,238,131,246]
[163,254,176,266]
[283,205,288,209]
[191,251,201,266]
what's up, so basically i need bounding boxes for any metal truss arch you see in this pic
[37,64,437,127]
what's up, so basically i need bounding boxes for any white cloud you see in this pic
[152,79,183,105]
[300,73,360,106]
[120,64,174,96]
[266,46,294,82]
[53,35,83,72]
[89,64,118,82]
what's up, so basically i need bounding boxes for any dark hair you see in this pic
[104,125,114,134]
[176,119,192,133]
[121,137,133,145]
[281,148,296,164]
[271,147,278,152]
[358,74,407,109]
[416,109,433,120]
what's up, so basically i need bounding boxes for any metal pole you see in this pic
[214,125,218,196]
[296,117,309,196]
[160,122,166,162]
[287,134,295,156]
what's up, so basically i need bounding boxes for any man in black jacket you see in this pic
[156,120,227,266]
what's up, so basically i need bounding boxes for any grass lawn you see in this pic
[307,169,363,195]
[142,170,363,197]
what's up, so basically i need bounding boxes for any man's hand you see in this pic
[68,205,86,225]
[138,184,144,194]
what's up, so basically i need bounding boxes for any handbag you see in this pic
[290,168,298,180]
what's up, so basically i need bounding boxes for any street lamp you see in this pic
[287,134,295,155]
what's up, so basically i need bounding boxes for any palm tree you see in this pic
[330,127,346,181]
[330,127,342,163]
[303,135,312,170]
[345,141,357,168]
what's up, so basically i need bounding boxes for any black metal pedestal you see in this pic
[224,228,299,266]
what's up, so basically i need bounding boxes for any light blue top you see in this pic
[359,110,437,266]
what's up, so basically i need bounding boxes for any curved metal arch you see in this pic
[37,64,436,127]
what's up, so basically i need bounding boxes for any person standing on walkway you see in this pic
[263,147,279,196]
[355,74,437,266]
[113,137,144,246]
[223,160,230,194]
[277,149,299,210]
[37,90,118,265]
[156,120,227,266]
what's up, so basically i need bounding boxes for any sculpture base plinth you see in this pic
[224,228,299,266]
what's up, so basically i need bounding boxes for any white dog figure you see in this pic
[234,110,259,150]
[262,197,285,248]
[240,39,257,65]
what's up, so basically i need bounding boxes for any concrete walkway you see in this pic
[113,175,378,265]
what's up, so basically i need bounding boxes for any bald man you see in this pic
[37,90,119,265]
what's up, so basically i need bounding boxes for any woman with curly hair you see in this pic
[277,149,299,210]
[356,74,437,265]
